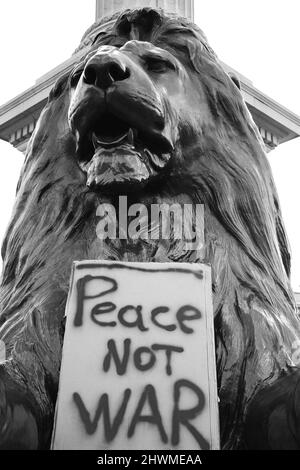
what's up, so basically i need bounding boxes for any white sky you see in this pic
[0,0,299,290]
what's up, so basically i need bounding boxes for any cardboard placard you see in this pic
[52,261,219,450]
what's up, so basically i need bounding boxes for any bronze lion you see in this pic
[0,8,300,449]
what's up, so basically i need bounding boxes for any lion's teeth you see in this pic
[92,131,130,148]
[92,133,99,149]
[128,128,134,146]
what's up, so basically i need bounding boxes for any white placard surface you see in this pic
[52,261,219,450]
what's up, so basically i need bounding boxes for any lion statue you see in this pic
[0,8,300,450]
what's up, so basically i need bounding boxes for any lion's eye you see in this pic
[70,66,84,88]
[145,57,175,74]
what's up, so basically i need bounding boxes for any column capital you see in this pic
[96,0,194,21]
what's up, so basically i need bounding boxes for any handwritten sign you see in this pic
[52,261,219,450]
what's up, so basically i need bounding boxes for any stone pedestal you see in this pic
[96,0,194,21]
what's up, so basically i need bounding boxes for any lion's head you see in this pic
[68,40,177,192]
[67,9,256,197]
[0,8,299,450]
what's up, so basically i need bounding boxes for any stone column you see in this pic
[96,0,194,21]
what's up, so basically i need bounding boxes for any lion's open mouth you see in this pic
[73,111,173,193]
[91,114,133,148]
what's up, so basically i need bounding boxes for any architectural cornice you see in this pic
[242,81,300,135]
[0,48,89,133]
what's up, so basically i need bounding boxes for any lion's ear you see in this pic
[229,73,241,90]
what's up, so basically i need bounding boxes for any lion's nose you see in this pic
[83,54,130,90]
